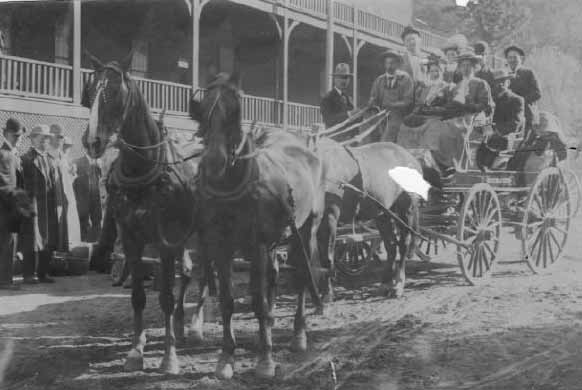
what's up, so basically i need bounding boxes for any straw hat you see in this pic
[29,124,53,139]
[332,63,353,77]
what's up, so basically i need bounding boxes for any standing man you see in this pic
[48,124,70,252]
[368,50,414,142]
[400,25,426,84]
[0,118,25,289]
[505,45,541,133]
[20,125,57,284]
[74,150,102,242]
[320,63,354,129]
[473,41,495,89]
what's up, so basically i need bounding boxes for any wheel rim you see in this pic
[335,240,373,277]
[523,168,570,272]
[560,168,581,217]
[457,183,502,285]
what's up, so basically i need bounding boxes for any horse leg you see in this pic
[212,240,236,380]
[190,244,211,344]
[376,214,398,297]
[317,200,340,304]
[291,288,307,352]
[252,242,277,378]
[174,250,191,344]
[391,196,419,298]
[159,248,180,374]
[123,236,147,371]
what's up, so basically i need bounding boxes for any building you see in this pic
[0,0,446,158]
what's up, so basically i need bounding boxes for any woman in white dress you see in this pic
[60,136,81,246]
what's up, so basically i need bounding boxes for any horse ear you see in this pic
[85,50,103,71]
[120,49,135,73]
[189,94,202,122]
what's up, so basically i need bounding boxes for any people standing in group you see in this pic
[505,45,541,134]
[368,50,414,142]
[74,148,103,242]
[442,35,466,84]
[320,63,354,137]
[20,125,57,284]
[0,119,25,289]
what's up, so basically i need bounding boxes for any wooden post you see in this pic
[283,0,289,131]
[324,0,334,92]
[192,0,200,91]
[352,4,357,107]
[72,0,81,104]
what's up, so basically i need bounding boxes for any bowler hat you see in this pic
[380,49,403,63]
[332,63,353,77]
[492,68,513,82]
[29,124,53,139]
[473,40,489,56]
[3,118,25,135]
[401,25,420,41]
[50,124,64,138]
[504,45,525,58]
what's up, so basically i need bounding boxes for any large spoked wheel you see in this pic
[457,183,502,285]
[522,167,570,273]
[335,238,376,277]
[559,167,581,217]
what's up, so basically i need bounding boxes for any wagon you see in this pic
[328,113,577,285]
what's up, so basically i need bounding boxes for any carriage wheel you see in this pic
[560,168,581,217]
[335,239,375,277]
[522,167,570,273]
[457,183,502,285]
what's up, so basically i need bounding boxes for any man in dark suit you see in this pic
[505,45,541,133]
[473,41,495,90]
[320,63,354,130]
[20,125,57,284]
[477,69,525,169]
[73,153,102,242]
[0,118,25,289]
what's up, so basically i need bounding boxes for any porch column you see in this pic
[282,5,299,131]
[192,0,200,91]
[72,0,81,104]
[324,0,334,92]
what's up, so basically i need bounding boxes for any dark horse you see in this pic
[81,52,204,374]
[190,74,327,378]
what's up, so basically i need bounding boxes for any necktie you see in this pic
[387,77,395,89]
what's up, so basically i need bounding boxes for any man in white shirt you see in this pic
[400,25,426,84]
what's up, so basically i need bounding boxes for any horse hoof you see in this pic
[124,350,144,372]
[290,332,307,353]
[160,353,180,375]
[215,354,235,379]
[385,286,404,299]
[255,358,276,379]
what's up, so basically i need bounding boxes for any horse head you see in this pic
[81,50,135,159]
[189,72,242,179]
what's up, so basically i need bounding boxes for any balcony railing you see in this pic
[0,54,73,101]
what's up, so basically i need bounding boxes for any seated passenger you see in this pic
[476,69,525,169]
[442,34,467,84]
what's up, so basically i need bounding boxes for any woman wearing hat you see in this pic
[401,25,426,83]
[368,49,414,142]
[442,34,467,84]
[504,45,541,132]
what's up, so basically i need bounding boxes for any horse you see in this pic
[189,73,328,379]
[313,136,433,299]
[81,51,206,374]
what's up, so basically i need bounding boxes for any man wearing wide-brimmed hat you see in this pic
[442,34,467,83]
[476,68,525,170]
[368,49,414,142]
[20,125,57,284]
[505,45,541,133]
[320,63,354,130]
[0,118,25,289]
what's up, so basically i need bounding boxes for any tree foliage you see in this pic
[464,0,530,46]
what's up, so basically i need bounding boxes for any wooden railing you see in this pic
[0,54,73,101]
[287,101,321,129]
[289,0,327,17]
[333,1,355,26]
[242,94,283,125]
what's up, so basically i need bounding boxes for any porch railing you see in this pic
[0,54,73,101]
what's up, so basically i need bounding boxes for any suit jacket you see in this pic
[74,155,102,216]
[0,140,23,189]
[368,70,414,117]
[476,67,495,90]
[508,67,541,126]
[21,147,58,251]
[449,77,494,116]
[320,88,354,128]
[493,89,525,136]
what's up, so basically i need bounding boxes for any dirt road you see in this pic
[1,216,582,390]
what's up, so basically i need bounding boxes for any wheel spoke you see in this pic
[528,227,543,260]
[551,225,569,237]
[546,232,556,264]
[483,241,496,263]
[542,232,549,268]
